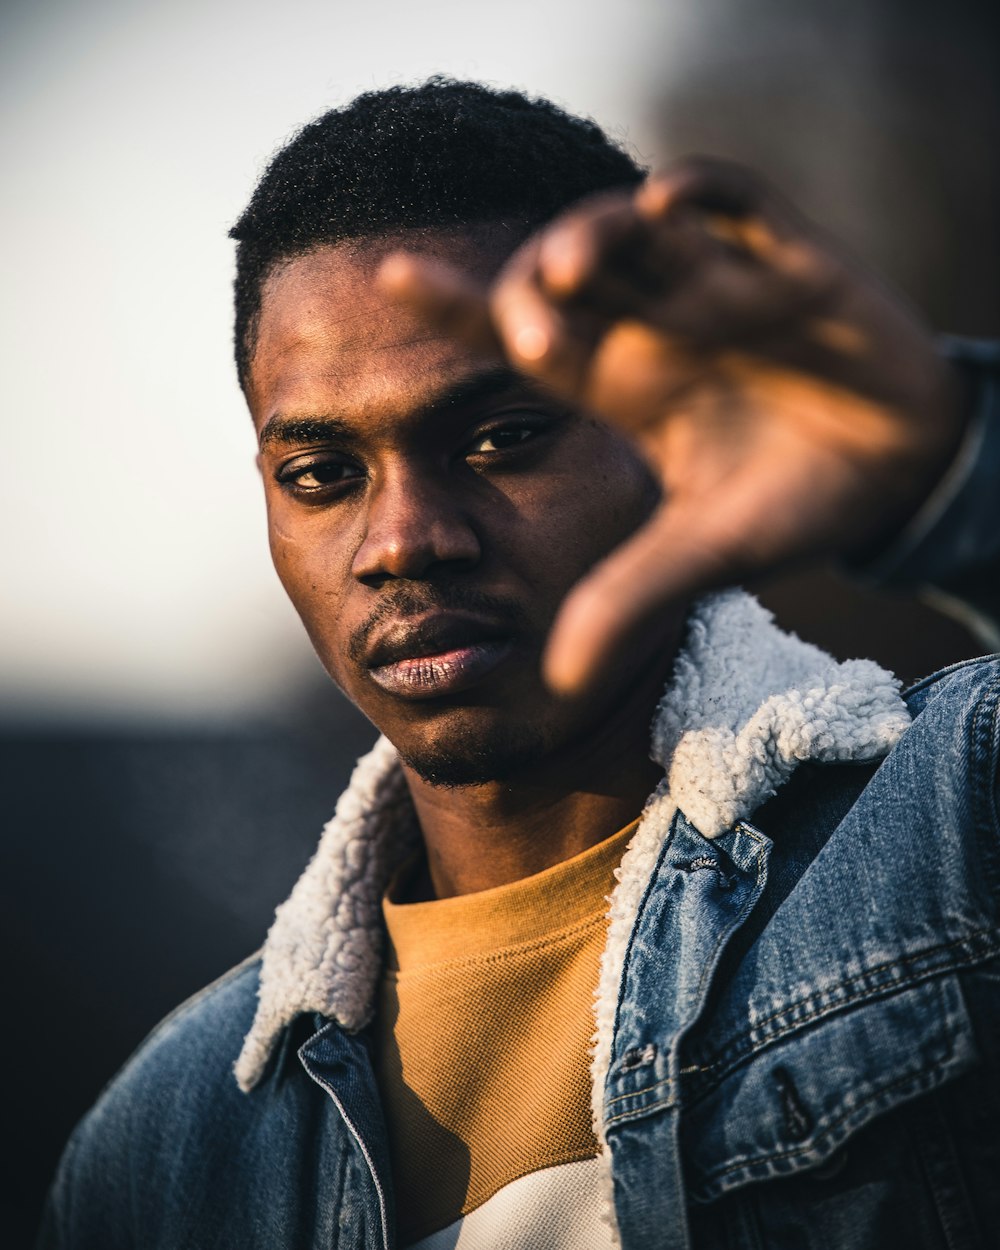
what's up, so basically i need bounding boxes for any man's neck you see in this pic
[401,650,676,900]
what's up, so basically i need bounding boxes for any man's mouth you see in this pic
[365,612,517,700]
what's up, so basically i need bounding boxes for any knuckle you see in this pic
[668,155,765,215]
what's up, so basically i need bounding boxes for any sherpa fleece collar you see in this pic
[234,589,911,1093]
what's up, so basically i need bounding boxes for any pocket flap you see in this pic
[682,973,978,1202]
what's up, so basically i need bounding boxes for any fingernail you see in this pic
[513,323,550,362]
[636,178,672,219]
[543,649,581,696]
[540,235,582,293]
[377,252,414,291]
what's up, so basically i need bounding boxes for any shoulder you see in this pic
[748,652,1000,857]
[826,652,1000,927]
[96,955,262,1118]
[865,651,1000,840]
[40,958,266,1248]
[900,653,1000,805]
[736,653,1000,961]
[905,651,1000,718]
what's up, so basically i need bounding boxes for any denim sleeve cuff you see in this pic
[848,337,1000,648]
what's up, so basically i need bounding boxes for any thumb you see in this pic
[543,501,745,694]
[378,252,501,354]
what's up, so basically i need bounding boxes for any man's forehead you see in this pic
[249,236,512,425]
[257,243,432,353]
[257,228,513,345]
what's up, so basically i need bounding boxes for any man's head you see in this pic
[233,80,671,786]
[230,78,645,392]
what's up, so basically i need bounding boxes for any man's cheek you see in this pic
[268,521,327,592]
[267,517,303,587]
[267,544,338,654]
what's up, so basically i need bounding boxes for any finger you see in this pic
[535,193,657,300]
[643,158,832,276]
[582,320,706,432]
[535,174,836,351]
[649,246,838,344]
[640,158,834,296]
[489,243,607,393]
[637,157,767,223]
[377,252,502,354]
[542,498,757,694]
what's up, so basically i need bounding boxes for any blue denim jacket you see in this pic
[40,344,1000,1249]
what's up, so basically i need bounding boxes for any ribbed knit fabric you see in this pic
[377,818,639,1247]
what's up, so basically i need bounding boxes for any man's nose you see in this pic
[351,468,481,582]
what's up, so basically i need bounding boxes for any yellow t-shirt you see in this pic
[377,817,639,1248]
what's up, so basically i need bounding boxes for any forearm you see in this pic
[856,339,1000,649]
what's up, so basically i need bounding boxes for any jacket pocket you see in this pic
[681,971,978,1203]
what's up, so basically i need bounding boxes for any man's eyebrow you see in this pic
[258,366,535,451]
[425,365,528,415]
[258,415,352,451]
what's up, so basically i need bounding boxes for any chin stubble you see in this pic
[396,722,553,788]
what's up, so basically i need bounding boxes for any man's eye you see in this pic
[276,458,364,495]
[467,424,542,454]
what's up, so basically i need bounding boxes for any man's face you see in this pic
[249,233,661,785]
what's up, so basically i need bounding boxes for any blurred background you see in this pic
[2,0,997,1240]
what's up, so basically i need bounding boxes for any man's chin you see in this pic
[395,723,551,789]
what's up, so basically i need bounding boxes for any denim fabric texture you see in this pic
[39,343,1000,1250]
[612,655,1000,1249]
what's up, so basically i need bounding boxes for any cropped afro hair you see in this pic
[230,77,645,389]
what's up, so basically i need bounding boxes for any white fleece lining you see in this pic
[235,590,911,1235]
[234,735,418,1090]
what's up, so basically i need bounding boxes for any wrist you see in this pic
[845,338,993,574]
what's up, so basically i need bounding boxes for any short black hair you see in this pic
[229,77,645,390]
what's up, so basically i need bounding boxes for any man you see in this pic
[41,79,1000,1249]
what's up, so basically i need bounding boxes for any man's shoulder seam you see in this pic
[904,652,1000,700]
[152,950,262,1033]
[108,953,262,1085]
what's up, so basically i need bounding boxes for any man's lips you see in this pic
[365,612,517,699]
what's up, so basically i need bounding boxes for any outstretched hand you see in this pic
[379,159,967,695]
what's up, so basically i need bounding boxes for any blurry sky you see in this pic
[1,0,688,719]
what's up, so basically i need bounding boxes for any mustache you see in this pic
[347,584,533,666]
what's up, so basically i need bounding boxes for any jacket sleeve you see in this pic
[34,1097,136,1250]
[855,338,1000,649]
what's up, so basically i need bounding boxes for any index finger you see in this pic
[377,252,502,355]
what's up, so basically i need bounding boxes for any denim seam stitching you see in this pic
[604,833,767,1111]
[691,830,767,1008]
[606,1088,677,1126]
[969,670,1000,901]
[300,1037,391,1250]
[698,1061,955,1185]
[606,961,965,1124]
[684,928,997,1084]
[610,818,679,1061]
[681,948,997,1111]
[606,1073,676,1108]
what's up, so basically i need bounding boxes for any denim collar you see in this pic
[235,590,910,1092]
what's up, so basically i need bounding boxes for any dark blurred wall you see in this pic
[1,697,377,1247]
[653,0,1000,334]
